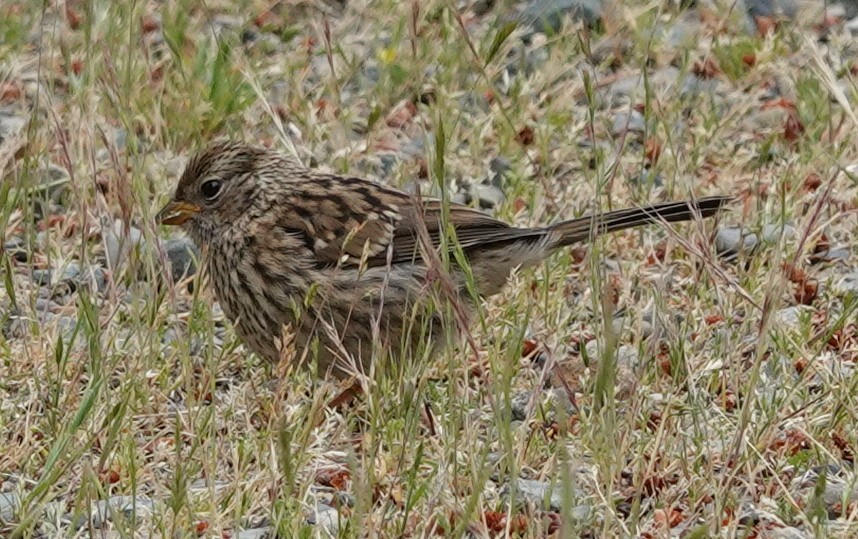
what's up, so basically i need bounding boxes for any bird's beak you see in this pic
[156,201,201,226]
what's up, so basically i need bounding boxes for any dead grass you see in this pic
[2,0,858,537]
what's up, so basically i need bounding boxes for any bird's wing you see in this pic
[274,175,536,269]
[383,199,542,265]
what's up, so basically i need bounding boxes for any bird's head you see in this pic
[157,140,273,242]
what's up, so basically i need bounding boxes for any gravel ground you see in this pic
[2,0,858,537]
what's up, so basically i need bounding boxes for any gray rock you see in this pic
[81,495,156,529]
[30,164,71,204]
[103,220,146,269]
[743,0,797,19]
[35,298,62,313]
[511,390,532,421]
[521,0,603,33]
[489,156,512,186]
[818,247,850,263]
[819,479,858,518]
[603,67,681,106]
[58,262,107,293]
[236,527,273,539]
[61,261,81,285]
[680,74,724,100]
[490,156,512,176]
[163,237,199,283]
[0,492,20,522]
[31,269,53,286]
[42,500,67,520]
[402,135,427,157]
[332,491,356,508]
[833,272,858,296]
[628,169,662,187]
[113,128,127,150]
[474,184,506,209]
[452,192,469,205]
[663,11,702,49]
[306,503,340,535]
[0,112,27,145]
[847,16,858,36]
[770,526,812,539]
[773,306,809,332]
[502,478,590,516]
[584,342,638,368]
[90,266,107,292]
[187,478,230,494]
[715,227,758,260]
[761,223,797,244]
[611,110,646,136]
[4,236,29,262]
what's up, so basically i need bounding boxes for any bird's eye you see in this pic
[200,179,223,200]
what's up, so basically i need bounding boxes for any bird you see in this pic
[157,140,730,378]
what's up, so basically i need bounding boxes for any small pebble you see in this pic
[773,306,808,332]
[4,236,29,263]
[715,226,758,260]
[79,495,156,529]
[0,492,20,522]
[306,503,340,535]
[474,184,506,209]
[627,169,662,187]
[511,390,531,421]
[761,223,797,244]
[611,110,646,136]
[521,0,603,34]
[833,272,858,296]
[0,113,28,145]
[31,269,53,286]
[489,156,512,186]
[163,237,199,283]
[103,220,146,269]
[236,528,273,539]
[501,478,590,516]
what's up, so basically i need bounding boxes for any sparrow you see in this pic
[157,140,730,377]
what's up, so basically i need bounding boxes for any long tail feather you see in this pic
[549,195,732,247]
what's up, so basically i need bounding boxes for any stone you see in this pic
[4,236,29,262]
[31,269,53,286]
[521,0,603,33]
[58,262,107,293]
[584,342,638,368]
[501,478,590,517]
[773,306,808,332]
[306,503,340,535]
[236,527,272,538]
[103,220,146,269]
[761,223,797,244]
[489,156,512,186]
[0,111,27,145]
[163,237,199,283]
[511,390,531,421]
[680,74,724,100]
[474,184,506,209]
[0,492,20,522]
[80,495,156,529]
[628,169,662,188]
[612,110,646,136]
[603,67,681,107]
[715,227,758,260]
[833,272,858,296]
[743,0,797,19]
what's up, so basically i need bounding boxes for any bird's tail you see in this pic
[548,195,732,247]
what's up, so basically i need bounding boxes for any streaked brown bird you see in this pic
[157,140,730,378]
